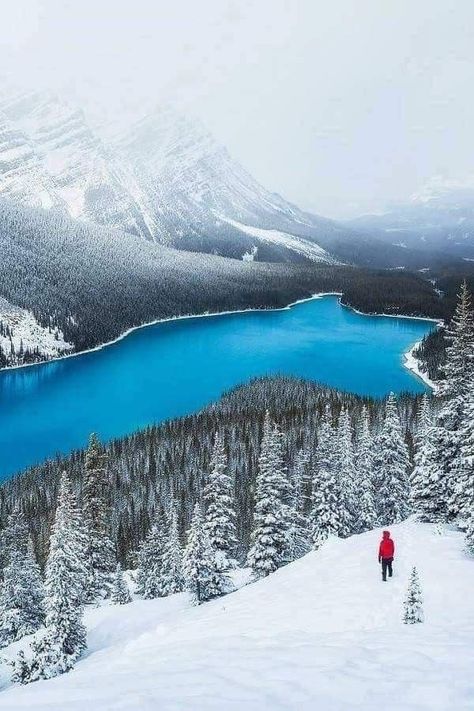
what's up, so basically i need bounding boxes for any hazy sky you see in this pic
[1,0,473,218]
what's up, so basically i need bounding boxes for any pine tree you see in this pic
[465,514,474,554]
[136,518,166,599]
[247,413,291,577]
[335,407,357,536]
[82,433,116,601]
[310,410,341,548]
[437,283,474,518]
[374,394,411,524]
[355,406,376,531]
[203,433,239,570]
[15,472,89,682]
[460,381,474,539]
[160,507,184,596]
[0,507,29,574]
[449,378,474,522]
[441,281,474,398]
[291,448,311,514]
[286,449,311,561]
[111,564,132,605]
[403,566,424,624]
[0,540,45,648]
[183,503,231,604]
[411,395,446,522]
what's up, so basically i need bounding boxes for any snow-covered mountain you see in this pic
[0,89,349,264]
[2,88,459,269]
[1,520,473,710]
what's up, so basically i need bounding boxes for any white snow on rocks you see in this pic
[1,520,473,710]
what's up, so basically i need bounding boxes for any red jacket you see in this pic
[378,531,395,560]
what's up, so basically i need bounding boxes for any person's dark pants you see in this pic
[381,557,393,581]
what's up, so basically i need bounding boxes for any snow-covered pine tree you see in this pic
[310,409,341,548]
[0,507,29,574]
[354,406,376,532]
[160,507,184,596]
[183,503,231,604]
[15,472,89,682]
[111,564,132,605]
[403,566,424,624]
[136,517,166,599]
[83,433,116,600]
[436,283,474,518]
[440,281,474,399]
[247,412,292,577]
[335,407,357,536]
[203,432,239,570]
[410,395,446,522]
[286,449,311,561]
[465,514,474,553]
[374,393,411,524]
[0,539,45,648]
[450,378,474,523]
[291,447,311,514]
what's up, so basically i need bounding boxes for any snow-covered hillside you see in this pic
[1,520,473,710]
[0,297,73,366]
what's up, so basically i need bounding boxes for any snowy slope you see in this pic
[1,520,473,710]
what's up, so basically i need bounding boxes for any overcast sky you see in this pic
[1,0,473,218]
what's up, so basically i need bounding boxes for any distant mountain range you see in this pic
[0,88,447,270]
[347,181,474,261]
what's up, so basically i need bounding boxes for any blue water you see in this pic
[0,296,434,479]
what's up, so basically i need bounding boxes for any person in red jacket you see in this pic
[378,530,395,581]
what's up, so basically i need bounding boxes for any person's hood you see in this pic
[382,530,390,539]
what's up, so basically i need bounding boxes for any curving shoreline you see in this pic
[403,341,438,393]
[337,299,441,392]
[0,292,342,374]
[0,291,440,391]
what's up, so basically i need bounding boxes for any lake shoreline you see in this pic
[0,292,440,388]
[338,299,441,392]
[403,341,438,393]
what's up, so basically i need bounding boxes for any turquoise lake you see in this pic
[0,295,434,479]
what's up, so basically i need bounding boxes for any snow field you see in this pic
[1,519,473,710]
